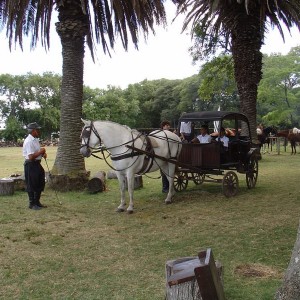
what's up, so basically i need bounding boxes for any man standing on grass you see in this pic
[22,122,47,210]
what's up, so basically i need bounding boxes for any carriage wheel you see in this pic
[222,171,239,197]
[173,172,188,192]
[246,156,258,189]
[192,173,205,185]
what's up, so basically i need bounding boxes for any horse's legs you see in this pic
[116,173,127,212]
[126,174,135,213]
[163,163,176,204]
[291,141,296,155]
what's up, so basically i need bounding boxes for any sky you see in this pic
[0,3,300,90]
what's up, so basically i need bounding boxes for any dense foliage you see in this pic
[1,48,299,142]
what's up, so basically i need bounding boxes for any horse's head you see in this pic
[269,126,278,136]
[80,119,101,157]
[262,126,277,136]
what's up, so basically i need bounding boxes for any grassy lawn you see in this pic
[0,146,299,299]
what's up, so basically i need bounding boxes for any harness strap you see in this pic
[137,135,154,174]
[111,151,141,161]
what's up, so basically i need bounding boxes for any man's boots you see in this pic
[35,191,47,208]
[28,192,41,210]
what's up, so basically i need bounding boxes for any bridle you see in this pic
[80,122,146,171]
[80,121,103,158]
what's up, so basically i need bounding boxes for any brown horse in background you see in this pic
[257,126,277,153]
[277,129,300,154]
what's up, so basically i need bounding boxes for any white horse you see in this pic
[80,120,182,213]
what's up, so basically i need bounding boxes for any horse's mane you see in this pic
[94,120,142,137]
[292,127,300,134]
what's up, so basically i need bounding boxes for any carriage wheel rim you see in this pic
[246,158,258,189]
[222,171,239,197]
[192,172,205,185]
[174,172,188,192]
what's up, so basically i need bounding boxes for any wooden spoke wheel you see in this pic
[192,172,205,185]
[174,172,188,192]
[246,156,258,189]
[222,171,239,197]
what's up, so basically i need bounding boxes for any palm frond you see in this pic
[1,0,167,56]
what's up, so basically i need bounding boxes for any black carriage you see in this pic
[174,111,259,197]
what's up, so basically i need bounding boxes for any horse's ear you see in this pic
[81,118,90,126]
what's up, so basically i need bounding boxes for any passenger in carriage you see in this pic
[191,124,212,144]
[179,121,193,142]
[179,113,196,142]
[215,127,229,149]
[215,127,229,163]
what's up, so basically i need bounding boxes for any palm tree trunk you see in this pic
[231,6,263,144]
[51,0,89,191]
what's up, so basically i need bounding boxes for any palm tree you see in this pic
[1,0,167,190]
[173,0,300,143]
[173,1,300,298]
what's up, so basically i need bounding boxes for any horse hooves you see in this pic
[127,210,134,214]
[115,208,125,213]
[165,200,173,205]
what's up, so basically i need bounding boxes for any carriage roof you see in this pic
[179,111,249,124]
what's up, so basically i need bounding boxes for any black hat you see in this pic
[27,122,41,129]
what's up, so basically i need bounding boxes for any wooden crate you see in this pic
[165,248,225,300]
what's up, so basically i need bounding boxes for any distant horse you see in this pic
[80,120,182,213]
[277,129,300,154]
[289,128,300,154]
[257,126,277,153]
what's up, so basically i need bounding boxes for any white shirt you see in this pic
[180,122,191,134]
[216,135,229,147]
[197,134,212,144]
[23,134,42,160]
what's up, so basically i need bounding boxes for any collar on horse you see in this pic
[111,135,155,174]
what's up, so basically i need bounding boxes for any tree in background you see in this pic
[2,0,168,190]
[174,0,300,141]
[125,80,162,128]
[198,55,238,111]
[1,116,24,142]
[0,72,61,138]
[0,74,30,125]
[258,46,300,128]
[83,86,140,127]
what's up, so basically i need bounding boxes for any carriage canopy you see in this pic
[179,111,251,139]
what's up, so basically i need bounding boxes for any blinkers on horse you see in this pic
[80,122,102,157]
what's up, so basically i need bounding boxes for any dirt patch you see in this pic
[234,263,282,279]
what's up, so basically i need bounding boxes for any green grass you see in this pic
[0,146,300,299]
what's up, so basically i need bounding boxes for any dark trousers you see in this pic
[161,171,169,192]
[24,161,45,206]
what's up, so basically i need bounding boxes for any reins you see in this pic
[82,122,182,175]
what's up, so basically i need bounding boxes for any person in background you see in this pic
[180,121,192,142]
[191,124,212,144]
[161,120,171,193]
[22,122,47,210]
[215,127,229,163]
[216,127,229,149]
